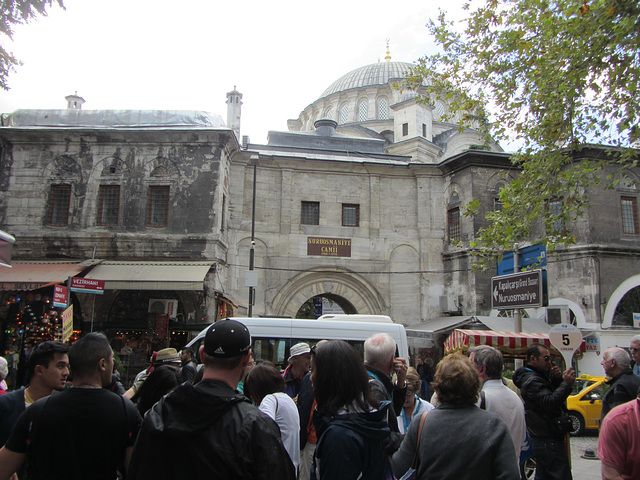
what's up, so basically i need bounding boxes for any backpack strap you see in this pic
[480,390,487,410]
[410,410,429,470]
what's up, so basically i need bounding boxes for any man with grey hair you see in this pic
[600,347,640,421]
[364,332,408,453]
[470,346,526,457]
[630,335,640,375]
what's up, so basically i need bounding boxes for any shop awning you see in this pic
[444,328,586,355]
[84,261,214,290]
[406,316,478,348]
[0,261,88,291]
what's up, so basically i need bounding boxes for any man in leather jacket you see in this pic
[600,347,640,421]
[513,343,575,480]
[127,319,295,480]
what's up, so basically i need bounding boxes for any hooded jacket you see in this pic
[513,365,572,438]
[127,379,295,480]
[310,405,391,480]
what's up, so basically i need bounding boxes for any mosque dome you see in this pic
[319,61,415,99]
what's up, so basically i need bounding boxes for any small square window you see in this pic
[448,207,460,242]
[147,186,170,227]
[301,201,320,225]
[48,184,71,226]
[97,185,120,226]
[621,196,639,234]
[402,123,409,136]
[342,204,360,227]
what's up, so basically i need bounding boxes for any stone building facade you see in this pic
[1,59,640,377]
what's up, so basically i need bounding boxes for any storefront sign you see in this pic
[62,305,73,343]
[584,336,600,354]
[53,285,69,308]
[633,313,640,328]
[70,277,105,294]
[307,237,351,257]
[0,282,46,291]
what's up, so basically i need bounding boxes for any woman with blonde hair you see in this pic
[396,367,434,434]
[391,354,519,480]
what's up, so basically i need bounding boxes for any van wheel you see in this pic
[568,411,585,436]
[520,457,536,480]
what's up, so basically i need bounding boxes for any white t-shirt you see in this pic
[259,392,301,471]
[482,379,527,457]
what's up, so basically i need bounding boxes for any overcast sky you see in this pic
[0,0,468,144]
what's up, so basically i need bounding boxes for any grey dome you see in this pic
[320,61,414,98]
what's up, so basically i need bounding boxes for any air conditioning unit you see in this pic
[148,299,178,319]
[439,295,458,313]
[546,305,569,325]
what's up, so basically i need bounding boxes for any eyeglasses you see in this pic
[631,347,640,353]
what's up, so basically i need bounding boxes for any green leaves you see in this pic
[0,0,64,90]
[404,0,640,265]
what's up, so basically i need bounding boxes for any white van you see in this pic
[185,316,409,369]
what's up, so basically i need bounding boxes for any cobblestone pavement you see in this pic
[570,432,600,480]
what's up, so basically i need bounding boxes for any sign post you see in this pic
[491,270,546,310]
[549,324,583,369]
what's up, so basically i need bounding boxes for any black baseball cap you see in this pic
[204,319,251,358]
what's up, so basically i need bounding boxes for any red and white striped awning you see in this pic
[444,329,586,354]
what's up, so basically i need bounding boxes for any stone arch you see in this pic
[486,171,513,192]
[271,268,386,318]
[603,274,640,328]
[42,154,83,182]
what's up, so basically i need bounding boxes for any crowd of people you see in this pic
[0,323,639,479]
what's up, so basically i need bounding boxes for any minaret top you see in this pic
[385,39,391,62]
[65,91,85,110]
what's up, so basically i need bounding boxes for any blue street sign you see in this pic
[497,243,546,275]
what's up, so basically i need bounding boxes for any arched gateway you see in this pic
[271,268,387,318]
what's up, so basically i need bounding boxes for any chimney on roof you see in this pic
[226,86,243,141]
[65,92,85,110]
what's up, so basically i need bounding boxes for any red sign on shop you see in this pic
[53,285,68,308]
[70,277,105,294]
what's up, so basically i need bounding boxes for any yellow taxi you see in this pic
[566,374,607,436]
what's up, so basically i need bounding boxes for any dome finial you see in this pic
[385,39,391,62]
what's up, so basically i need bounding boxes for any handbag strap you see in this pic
[410,410,429,469]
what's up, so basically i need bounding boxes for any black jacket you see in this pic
[513,365,572,438]
[311,406,391,480]
[298,372,315,449]
[126,379,295,480]
[365,364,406,454]
[601,369,640,421]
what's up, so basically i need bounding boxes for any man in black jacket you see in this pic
[127,319,295,480]
[513,343,575,480]
[364,332,407,454]
[600,347,640,421]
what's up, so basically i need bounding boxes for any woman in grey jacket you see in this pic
[391,354,520,480]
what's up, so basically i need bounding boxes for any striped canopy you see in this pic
[444,328,585,355]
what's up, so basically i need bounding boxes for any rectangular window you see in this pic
[47,184,71,226]
[548,199,564,233]
[494,198,503,212]
[221,194,227,232]
[342,204,360,227]
[147,186,170,227]
[402,123,409,136]
[97,185,120,226]
[621,196,639,234]
[301,201,320,225]
[448,207,460,242]
[422,123,427,137]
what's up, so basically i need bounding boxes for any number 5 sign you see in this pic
[549,324,583,369]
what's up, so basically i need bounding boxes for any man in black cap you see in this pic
[127,319,295,480]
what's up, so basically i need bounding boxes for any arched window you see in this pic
[358,100,368,122]
[378,98,388,120]
[340,104,349,124]
[324,108,333,120]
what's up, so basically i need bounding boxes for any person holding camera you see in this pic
[513,343,576,480]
